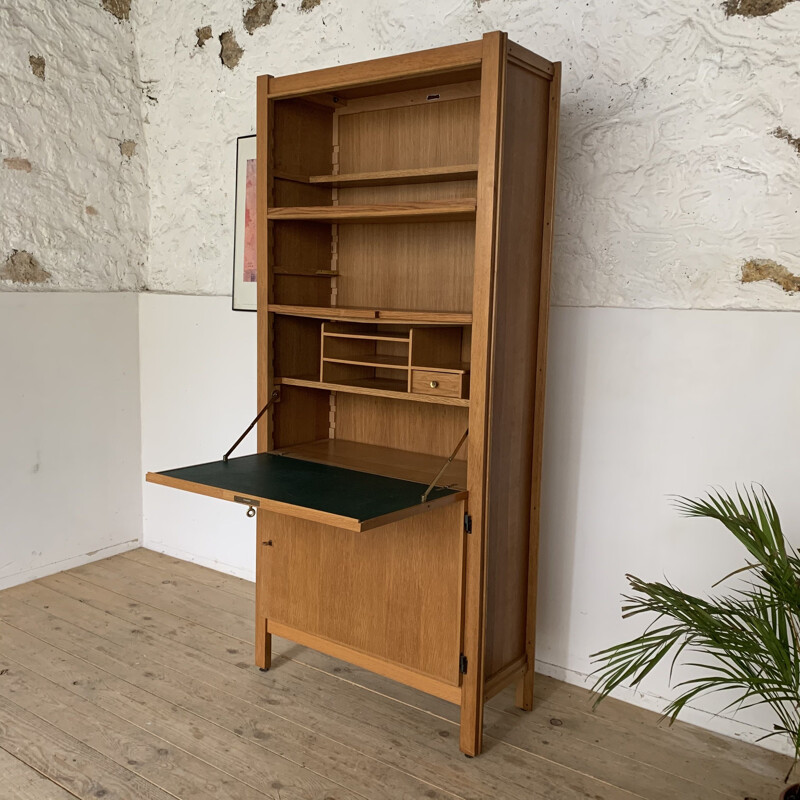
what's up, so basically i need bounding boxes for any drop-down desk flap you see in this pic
[146,452,467,533]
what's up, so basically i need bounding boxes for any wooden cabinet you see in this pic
[146,31,560,756]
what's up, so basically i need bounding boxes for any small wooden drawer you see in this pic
[411,370,468,399]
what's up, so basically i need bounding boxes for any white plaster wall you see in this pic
[0,1,149,292]
[139,296,800,752]
[0,294,142,590]
[131,0,800,308]
[139,294,258,578]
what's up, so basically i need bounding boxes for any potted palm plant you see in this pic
[591,486,799,797]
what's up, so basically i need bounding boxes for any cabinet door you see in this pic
[259,502,466,686]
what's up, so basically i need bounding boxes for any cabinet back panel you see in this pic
[273,316,321,379]
[272,384,330,449]
[334,394,468,459]
[337,180,476,205]
[272,99,333,175]
[271,221,333,301]
[337,96,479,173]
[260,502,464,683]
[336,221,474,312]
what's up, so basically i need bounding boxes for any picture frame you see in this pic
[232,135,257,311]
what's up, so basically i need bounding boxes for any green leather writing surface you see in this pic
[157,452,458,524]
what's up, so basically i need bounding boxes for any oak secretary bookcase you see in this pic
[147,31,560,756]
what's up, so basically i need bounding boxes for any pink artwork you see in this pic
[243,158,257,282]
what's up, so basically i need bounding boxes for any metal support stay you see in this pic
[421,428,468,503]
[223,388,281,462]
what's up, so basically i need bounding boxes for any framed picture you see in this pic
[232,135,257,311]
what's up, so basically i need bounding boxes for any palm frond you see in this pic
[592,486,800,773]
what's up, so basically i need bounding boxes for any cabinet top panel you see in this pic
[265,39,484,100]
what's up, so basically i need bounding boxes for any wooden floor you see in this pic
[0,549,789,800]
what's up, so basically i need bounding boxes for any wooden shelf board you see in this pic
[411,362,471,375]
[323,330,410,343]
[276,375,470,407]
[147,453,465,533]
[323,355,409,370]
[273,267,339,277]
[271,305,378,320]
[274,165,478,187]
[267,199,477,223]
[273,438,467,490]
[269,305,472,325]
[312,164,478,187]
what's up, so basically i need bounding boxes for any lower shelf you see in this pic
[273,438,467,490]
[277,375,470,407]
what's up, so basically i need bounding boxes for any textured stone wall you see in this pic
[2,0,797,303]
[130,0,800,308]
[0,1,148,292]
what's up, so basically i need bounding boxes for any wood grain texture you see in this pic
[0,698,176,800]
[269,305,473,323]
[267,39,483,98]
[482,63,552,681]
[267,199,476,223]
[0,747,79,800]
[337,96,480,173]
[460,29,508,758]
[0,551,789,800]
[276,375,470,407]
[334,392,470,458]
[307,164,478,186]
[261,502,465,683]
[272,437,467,488]
[518,61,562,712]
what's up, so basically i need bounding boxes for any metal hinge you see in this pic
[459,653,468,675]
[464,513,472,534]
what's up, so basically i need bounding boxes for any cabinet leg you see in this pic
[515,665,534,711]
[459,686,484,756]
[256,616,271,671]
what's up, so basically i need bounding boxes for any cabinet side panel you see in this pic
[484,65,551,678]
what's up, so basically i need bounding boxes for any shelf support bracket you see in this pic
[223,388,281,462]
[421,428,468,503]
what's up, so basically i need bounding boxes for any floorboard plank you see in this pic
[0,696,176,800]
[0,746,80,800]
[0,653,279,800]
[6,578,639,800]
[0,550,789,799]
[0,598,455,800]
[119,549,254,600]
[67,550,788,796]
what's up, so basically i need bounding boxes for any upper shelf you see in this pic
[269,304,472,325]
[274,164,479,188]
[267,199,477,224]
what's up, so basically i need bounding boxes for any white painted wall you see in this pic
[538,305,800,749]
[139,297,800,751]
[0,1,148,292]
[131,0,800,309]
[139,294,257,578]
[0,294,142,590]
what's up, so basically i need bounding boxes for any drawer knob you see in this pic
[429,380,439,389]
